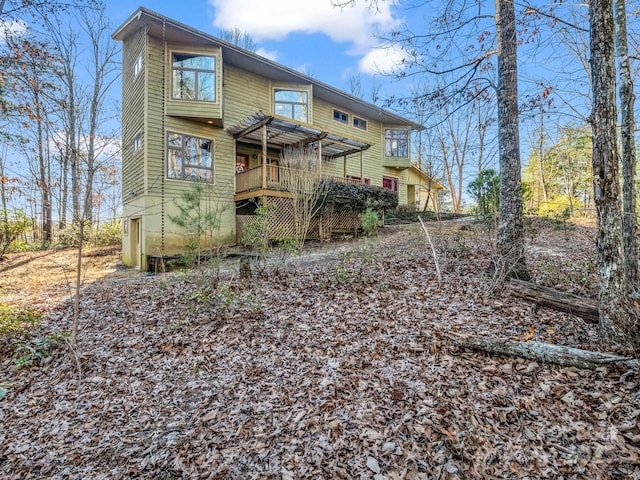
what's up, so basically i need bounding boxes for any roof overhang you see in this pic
[228,113,371,159]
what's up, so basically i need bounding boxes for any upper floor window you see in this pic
[172,53,216,102]
[133,54,142,78]
[385,129,408,157]
[274,89,308,122]
[133,53,143,78]
[167,132,213,182]
[353,116,367,130]
[132,131,143,152]
[333,109,348,124]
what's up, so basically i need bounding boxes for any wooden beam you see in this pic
[232,115,273,139]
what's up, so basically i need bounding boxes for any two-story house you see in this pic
[113,7,435,269]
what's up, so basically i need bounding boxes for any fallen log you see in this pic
[456,334,640,370]
[509,279,599,323]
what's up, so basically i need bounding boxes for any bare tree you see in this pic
[219,26,258,52]
[279,144,331,249]
[0,0,97,18]
[494,0,528,280]
[589,0,637,346]
[614,0,638,291]
[79,4,119,223]
[2,33,60,241]
[42,11,83,224]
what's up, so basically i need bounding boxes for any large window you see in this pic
[385,129,408,157]
[167,132,213,182]
[172,53,216,102]
[274,89,308,122]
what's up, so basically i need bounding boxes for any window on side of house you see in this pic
[333,109,348,124]
[353,116,367,130]
[382,175,399,193]
[167,132,213,182]
[384,129,409,157]
[274,89,308,122]
[172,53,216,102]
[132,131,143,152]
[133,53,143,78]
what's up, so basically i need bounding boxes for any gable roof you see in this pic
[112,7,423,131]
[408,163,446,190]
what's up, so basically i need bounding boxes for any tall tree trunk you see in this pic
[537,110,548,205]
[494,0,528,280]
[614,0,638,292]
[589,0,636,346]
[59,135,69,229]
[69,88,81,224]
[34,87,52,242]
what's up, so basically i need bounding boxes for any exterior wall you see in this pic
[121,34,237,268]
[165,43,223,122]
[120,26,147,267]
[405,167,442,211]
[120,21,417,268]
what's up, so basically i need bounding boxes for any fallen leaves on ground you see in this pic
[1,219,638,479]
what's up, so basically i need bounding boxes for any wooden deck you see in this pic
[234,165,366,201]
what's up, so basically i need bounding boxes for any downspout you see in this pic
[160,19,167,262]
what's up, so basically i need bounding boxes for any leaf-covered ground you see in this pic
[1,220,639,479]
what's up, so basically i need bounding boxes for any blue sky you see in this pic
[106,0,412,102]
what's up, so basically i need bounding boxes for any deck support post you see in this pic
[261,124,267,189]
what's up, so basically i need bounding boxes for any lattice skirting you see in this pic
[236,196,362,242]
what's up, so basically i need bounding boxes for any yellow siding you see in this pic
[121,27,146,202]
[223,65,272,127]
[119,21,419,267]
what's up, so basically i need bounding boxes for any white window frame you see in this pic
[385,129,409,157]
[133,53,143,78]
[333,109,349,124]
[353,116,367,131]
[273,88,310,122]
[132,131,143,152]
[171,52,217,102]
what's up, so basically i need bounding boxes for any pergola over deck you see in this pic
[229,113,371,201]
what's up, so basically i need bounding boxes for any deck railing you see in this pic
[235,165,366,194]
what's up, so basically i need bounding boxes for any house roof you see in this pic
[228,113,370,159]
[112,7,423,131]
[408,163,446,190]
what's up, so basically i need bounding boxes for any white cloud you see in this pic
[208,0,402,65]
[255,47,278,61]
[0,19,27,42]
[358,42,411,75]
